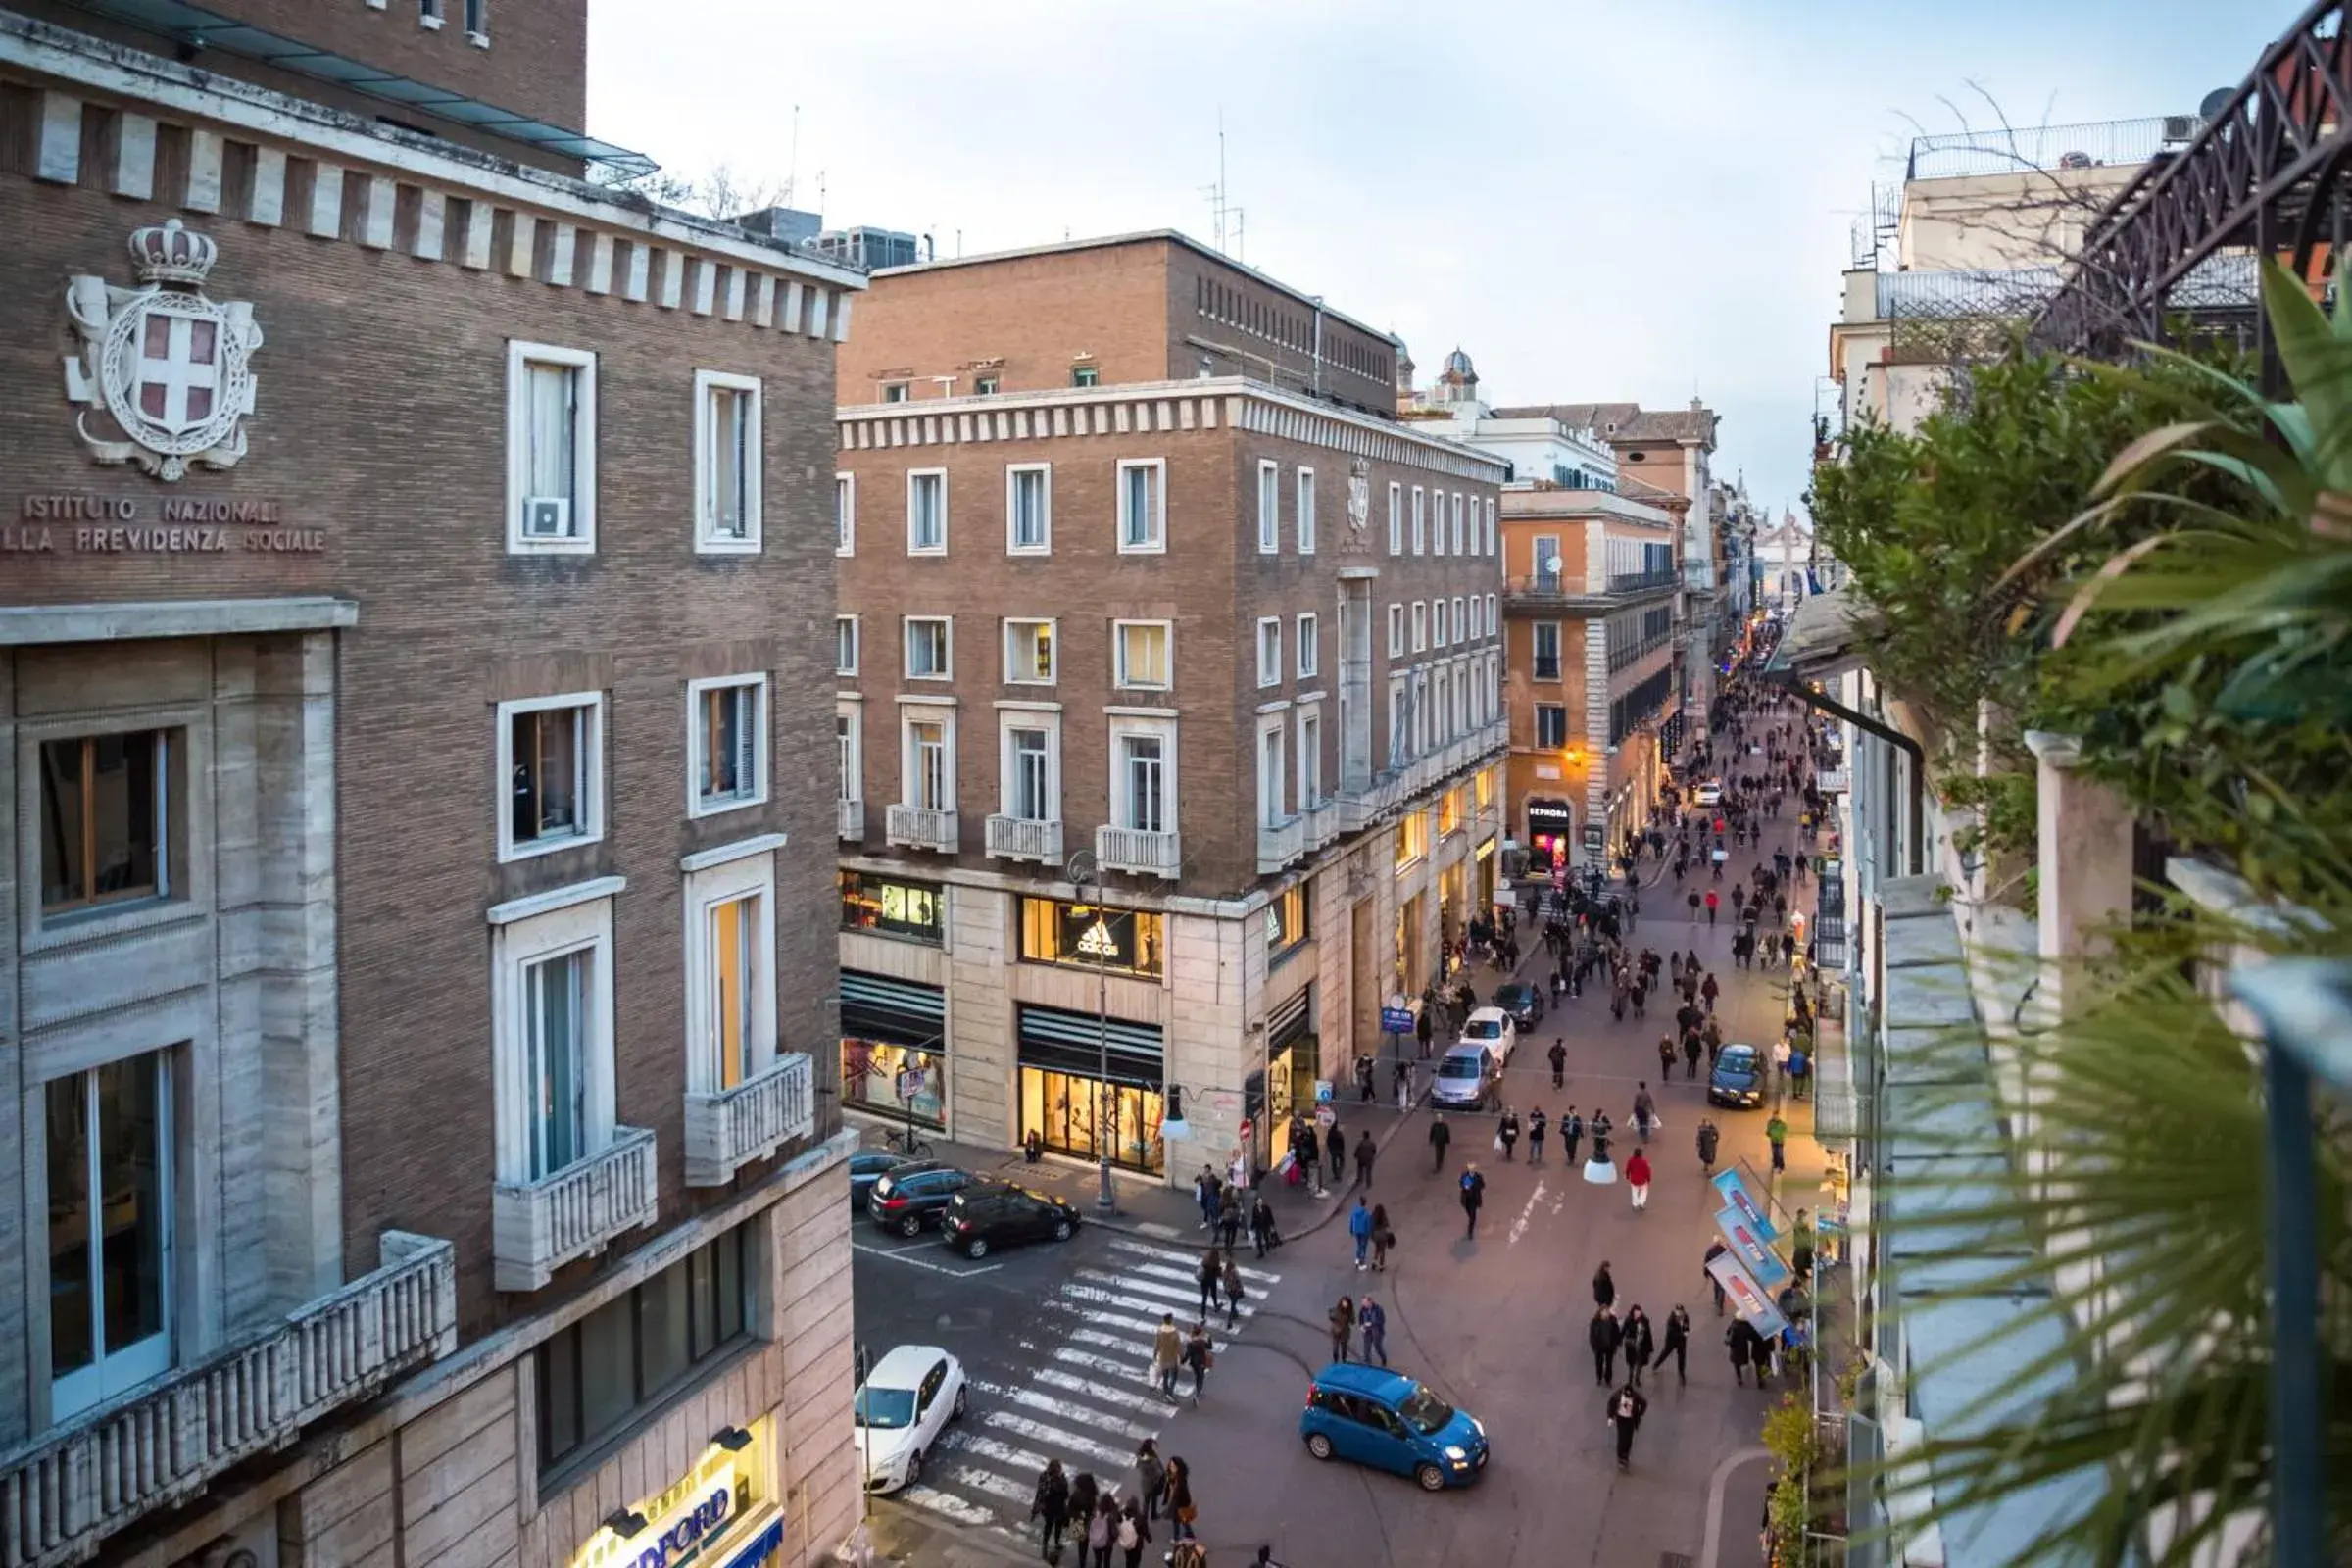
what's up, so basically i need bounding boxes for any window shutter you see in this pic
[735,687,759,794]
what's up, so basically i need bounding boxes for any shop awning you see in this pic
[1763,588,1866,683]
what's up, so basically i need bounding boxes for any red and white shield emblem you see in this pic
[130,302,222,436]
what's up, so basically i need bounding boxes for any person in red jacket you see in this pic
[1626,1148,1653,1212]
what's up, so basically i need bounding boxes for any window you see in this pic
[1533,533,1562,590]
[1387,676,1407,765]
[1256,461,1280,554]
[840,870,945,944]
[535,1223,752,1477]
[1430,491,1446,556]
[465,0,486,36]
[1297,709,1323,808]
[1410,486,1427,554]
[523,947,590,1179]
[1116,731,1169,832]
[39,730,170,915]
[836,615,859,675]
[836,709,860,801]
[1387,603,1404,658]
[44,1051,172,1421]
[1536,705,1569,749]
[420,0,442,25]
[1265,884,1309,964]
[906,469,947,554]
[1004,618,1055,683]
[1395,809,1428,869]
[1533,622,1563,681]
[1296,468,1317,555]
[881,382,910,404]
[1006,464,1052,554]
[905,616,953,679]
[688,675,767,815]
[976,375,1000,395]
[1072,366,1099,388]
[1440,786,1463,838]
[1256,720,1286,827]
[500,694,603,860]
[1114,621,1170,690]
[835,473,855,556]
[1486,594,1497,637]
[1117,460,1165,552]
[1453,598,1467,645]
[1387,482,1403,555]
[1486,497,1498,556]
[1452,493,1468,555]
[1296,612,1319,679]
[904,712,955,811]
[693,369,761,551]
[506,341,595,553]
[1411,602,1427,653]
[1004,724,1055,821]
[1256,617,1282,688]
[1433,599,1447,648]
[1020,898,1164,977]
[689,855,773,1094]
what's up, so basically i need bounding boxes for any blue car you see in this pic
[1709,1043,1765,1109]
[1299,1363,1489,1491]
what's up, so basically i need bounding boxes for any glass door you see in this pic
[47,1052,172,1422]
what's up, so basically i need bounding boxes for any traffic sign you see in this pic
[1381,1006,1416,1035]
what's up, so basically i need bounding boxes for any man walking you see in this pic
[1152,1313,1184,1401]
[1548,1038,1567,1089]
[1766,1111,1789,1173]
[1324,1118,1347,1192]
[1561,1106,1583,1166]
[1458,1163,1487,1240]
[1357,1297,1389,1368]
[1429,1111,1452,1173]
[1589,1305,1622,1386]
[1348,1197,1375,1272]
[1497,1107,1520,1162]
[1605,1382,1649,1472]
[1353,1128,1377,1189]
[1527,1106,1547,1165]
[1660,1305,1691,1385]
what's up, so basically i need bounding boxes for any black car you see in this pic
[1491,981,1544,1030]
[1708,1044,1765,1109]
[940,1181,1082,1259]
[849,1151,914,1211]
[865,1163,975,1236]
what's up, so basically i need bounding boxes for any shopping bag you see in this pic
[1493,1134,1505,1153]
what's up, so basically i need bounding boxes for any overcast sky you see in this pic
[587,0,2283,519]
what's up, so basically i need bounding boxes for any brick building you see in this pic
[830,234,1508,1182]
[0,5,863,1568]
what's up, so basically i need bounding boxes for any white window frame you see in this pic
[1486,594,1497,638]
[1255,616,1283,689]
[1117,458,1167,554]
[901,705,958,813]
[906,468,949,556]
[683,852,779,1095]
[496,691,605,863]
[1255,460,1281,555]
[1004,617,1058,685]
[999,710,1062,823]
[505,339,597,556]
[1005,463,1054,556]
[1297,702,1324,809]
[686,673,770,818]
[1387,482,1403,556]
[1255,714,1288,829]
[1387,675,1407,766]
[1109,715,1179,834]
[835,472,856,557]
[1453,598,1468,646]
[1411,602,1427,654]
[905,615,954,680]
[1486,497,1498,556]
[835,615,859,676]
[1387,603,1405,659]
[836,702,862,802]
[492,895,617,1186]
[1113,619,1173,691]
[41,1048,176,1421]
[1296,612,1319,679]
[1296,467,1317,555]
[692,368,762,554]
[1433,599,1448,648]
[1410,486,1426,555]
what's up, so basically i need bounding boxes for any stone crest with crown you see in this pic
[64,219,263,480]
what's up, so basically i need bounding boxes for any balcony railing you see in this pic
[1,1231,456,1568]
[884,804,960,855]
[1303,801,1342,851]
[685,1052,815,1187]
[837,797,864,841]
[984,814,1063,864]
[1097,825,1181,878]
[491,1125,659,1292]
[1257,814,1305,874]
[1817,766,1851,795]
[1504,572,1677,607]
[1607,568,1679,594]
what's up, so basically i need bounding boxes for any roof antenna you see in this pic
[784,103,800,209]
[1204,111,1245,257]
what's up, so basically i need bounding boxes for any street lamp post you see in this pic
[1066,850,1119,1213]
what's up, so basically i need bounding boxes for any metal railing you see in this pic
[1607,568,1679,594]
[491,1126,660,1292]
[1096,825,1181,877]
[1905,117,2172,180]
[885,804,960,854]
[984,813,1063,864]
[684,1053,815,1187]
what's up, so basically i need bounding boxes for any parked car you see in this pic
[942,1180,1081,1258]
[849,1151,914,1211]
[1456,1004,1518,1064]
[855,1344,966,1493]
[1299,1362,1489,1491]
[1430,1043,1501,1112]
[865,1162,975,1236]
[1490,981,1544,1032]
[1695,780,1725,807]
[1708,1043,1766,1108]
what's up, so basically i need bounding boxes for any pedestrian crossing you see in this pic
[893,1236,1283,1544]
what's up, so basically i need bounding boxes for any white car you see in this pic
[856,1345,966,1493]
[1695,781,1724,807]
[1457,1005,1517,1065]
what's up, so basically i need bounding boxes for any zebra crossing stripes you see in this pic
[888,1238,1282,1539]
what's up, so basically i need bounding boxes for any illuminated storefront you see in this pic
[566,1421,783,1568]
[840,969,948,1128]
[839,869,946,945]
[1526,799,1574,869]
[1019,897,1165,977]
[1016,1004,1166,1173]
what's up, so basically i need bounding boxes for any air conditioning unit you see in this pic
[2161,113,2202,143]
[523,496,571,537]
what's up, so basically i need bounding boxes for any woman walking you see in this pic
[1660,1305,1692,1386]
[1369,1203,1393,1271]
[1627,1148,1652,1212]
[1197,1247,1222,1318]
[1220,1250,1245,1330]
[1622,1306,1656,1388]
[1152,1313,1183,1401]
[1032,1459,1070,1560]
[1329,1295,1356,1362]
[1181,1321,1214,1405]
[1133,1439,1165,1525]
[1115,1497,1151,1568]
[1087,1494,1118,1568]
[1163,1457,1198,1542]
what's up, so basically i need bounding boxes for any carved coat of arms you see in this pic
[1347,457,1371,530]
[64,219,263,480]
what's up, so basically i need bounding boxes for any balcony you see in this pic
[1817,766,1851,795]
[1,1231,456,1568]
[491,1125,660,1292]
[1504,571,1677,611]
[1257,814,1305,874]
[984,814,1064,865]
[685,1052,816,1187]
[837,797,865,841]
[1303,801,1342,850]
[1607,567,1680,595]
[885,804,960,855]
[1097,824,1181,878]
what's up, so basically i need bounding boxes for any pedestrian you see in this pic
[1182,1321,1213,1404]
[1163,1457,1197,1541]
[1349,1196,1375,1271]
[1697,1117,1720,1175]
[1358,1296,1389,1367]
[1459,1162,1487,1238]
[1790,1208,1817,1284]
[1392,1057,1410,1111]
[1497,1107,1520,1161]
[1704,888,1718,927]
[1353,1128,1377,1188]
[1370,1203,1393,1271]
[1133,1440,1164,1525]
[1548,1038,1567,1088]
[1116,1498,1150,1568]
[1197,1246,1222,1318]
[1325,1119,1347,1190]
[1772,1034,1792,1091]
[1627,1147,1652,1211]
[1589,1304,1622,1385]
[1089,1494,1118,1568]
[1622,1306,1656,1387]
[1528,1106,1548,1164]
[1701,972,1720,1013]
[1633,1081,1656,1142]
[1415,1004,1434,1058]
[1591,1109,1614,1163]
[1703,1239,1730,1314]
[1661,1305,1692,1385]
[1561,1106,1584,1166]
[1033,1459,1071,1559]
[1606,1381,1648,1471]
[1789,1043,1811,1101]
[1216,1201,1241,1254]
[1250,1194,1277,1256]
[1025,1128,1045,1164]
[1328,1296,1355,1363]
[1687,888,1702,922]
[1221,1250,1246,1330]
[1429,1111,1451,1172]
[1592,1259,1617,1310]
[1152,1313,1183,1400]
[1727,1319,1755,1386]
[1067,1473,1099,1551]
[1193,1169,1218,1231]
[1766,1111,1788,1173]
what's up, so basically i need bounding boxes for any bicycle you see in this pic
[883,1125,935,1160]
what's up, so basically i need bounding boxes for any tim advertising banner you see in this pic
[1712,1169,1778,1243]
[1708,1252,1788,1338]
[1714,1205,1790,1290]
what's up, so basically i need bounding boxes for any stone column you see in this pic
[2022,730,2135,979]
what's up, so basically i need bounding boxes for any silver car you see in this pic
[1429,1043,1499,1111]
